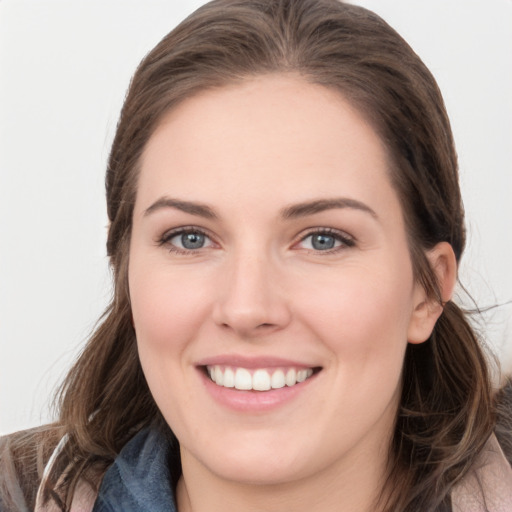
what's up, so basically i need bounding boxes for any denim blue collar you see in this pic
[92,426,178,512]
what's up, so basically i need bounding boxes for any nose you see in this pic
[212,252,292,338]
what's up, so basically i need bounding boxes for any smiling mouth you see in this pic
[205,365,320,391]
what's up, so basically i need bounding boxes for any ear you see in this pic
[407,242,457,344]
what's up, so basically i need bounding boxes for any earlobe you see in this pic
[407,242,457,344]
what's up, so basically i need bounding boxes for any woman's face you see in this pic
[129,75,432,487]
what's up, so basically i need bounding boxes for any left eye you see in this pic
[168,230,213,250]
[298,231,353,251]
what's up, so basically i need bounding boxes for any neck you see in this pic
[176,439,391,512]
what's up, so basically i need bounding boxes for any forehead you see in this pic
[136,74,399,220]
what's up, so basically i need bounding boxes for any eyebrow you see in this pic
[144,197,217,219]
[143,196,377,220]
[281,198,377,219]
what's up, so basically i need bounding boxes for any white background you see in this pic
[1,0,511,435]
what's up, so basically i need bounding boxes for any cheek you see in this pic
[129,261,212,361]
[297,262,415,365]
[129,263,210,423]
[310,268,414,422]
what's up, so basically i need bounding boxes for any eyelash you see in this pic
[296,228,355,254]
[157,226,355,255]
[158,226,214,255]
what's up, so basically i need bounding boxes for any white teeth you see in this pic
[214,366,224,386]
[223,367,235,388]
[271,369,285,389]
[296,369,307,382]
[235,368,252,390]
[285,368,296,387]
[253,369,271,391]
[206,365,315,391]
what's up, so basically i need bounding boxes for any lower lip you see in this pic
[199,368,318,413]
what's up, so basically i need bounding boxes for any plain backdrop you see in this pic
[1,0,511,435]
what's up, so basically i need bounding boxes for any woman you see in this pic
[1,0,511,510]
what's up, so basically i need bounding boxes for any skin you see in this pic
[129,75,456,512]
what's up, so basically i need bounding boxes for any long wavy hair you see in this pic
[7,1,497,510]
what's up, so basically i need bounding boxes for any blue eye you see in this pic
[310,233,337,250]
[299,230,354,252]
[162,229,213,252]
[176,232,206,249]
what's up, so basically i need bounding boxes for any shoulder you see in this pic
[450,377,512,512]
[0,425,63,512]
[0,425,103,512]
[451,433,512,512]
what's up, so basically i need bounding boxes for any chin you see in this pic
[181,432,314,486]
[209,455,307,486]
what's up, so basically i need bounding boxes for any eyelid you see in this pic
[294,227,356,252]
[157,225,217,253]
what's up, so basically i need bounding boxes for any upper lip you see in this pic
[196,354,319,369]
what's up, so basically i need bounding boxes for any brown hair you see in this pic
[10,0,497,510]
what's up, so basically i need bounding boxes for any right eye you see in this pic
[160,228,214,254]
